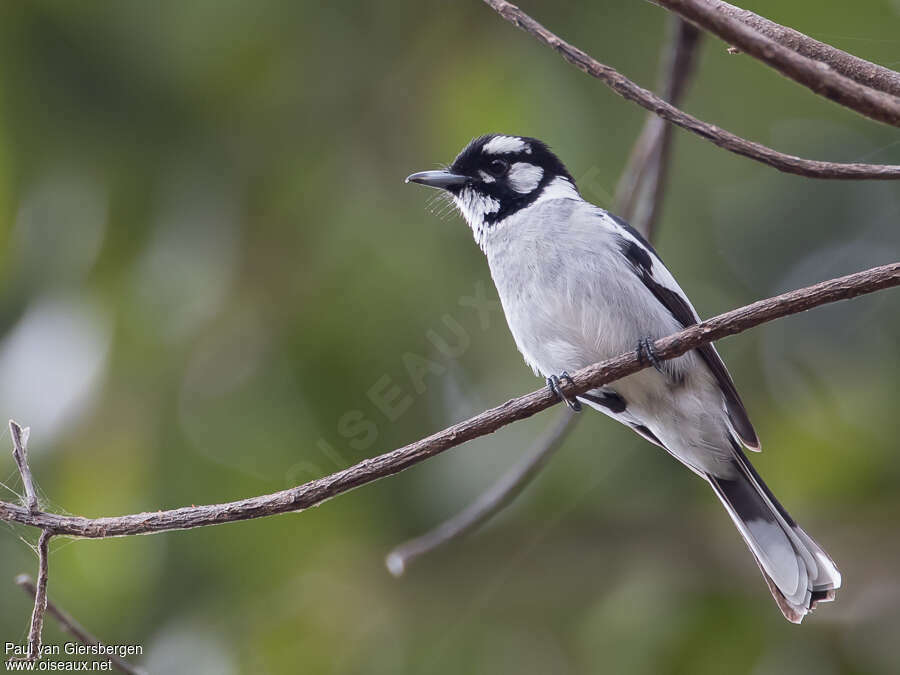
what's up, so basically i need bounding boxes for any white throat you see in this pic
[453,187,500,250]
[453,176,581,251]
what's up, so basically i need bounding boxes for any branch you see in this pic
[1,262,897,539]
[10,531,52,663]
[694,0,900,97]
[385,18,702,573]
[15,575,145,675]
[385,408,576,576]
[481,0,900,179]
[615,18,701,238]
[10,420,38,512]
[6,422,53,664]
[654,0,900,126]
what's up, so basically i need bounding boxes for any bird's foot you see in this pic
[636,336,665,375]
[547,372,582,412]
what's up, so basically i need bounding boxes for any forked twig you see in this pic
[15,575,145,675]
[10,531,52,663]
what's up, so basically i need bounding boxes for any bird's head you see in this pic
[406,134,579,245]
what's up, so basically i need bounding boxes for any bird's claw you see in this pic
[547,372,582,412]
[636,337,665,374]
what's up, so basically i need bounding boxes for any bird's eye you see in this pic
[487,159,509,177]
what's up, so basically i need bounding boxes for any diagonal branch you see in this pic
[385,408,576,576]
[481,0,900,179]
[615,18,701,239]
[16,575,145,674]
[653,0,900,126]
[385,17,702,573]
[692,0,900,97]
[0,262,897,539]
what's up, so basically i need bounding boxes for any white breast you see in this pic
[482,198,686,378]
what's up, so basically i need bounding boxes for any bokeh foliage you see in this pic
[0,1,899,673]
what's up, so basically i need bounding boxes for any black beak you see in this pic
[405,170,468,190]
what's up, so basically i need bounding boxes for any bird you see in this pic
[405,134,841,623]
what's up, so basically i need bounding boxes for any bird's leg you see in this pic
[547,372,582,412]
[636,336,665,375]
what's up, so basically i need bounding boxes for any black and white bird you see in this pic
[406,134,841,623]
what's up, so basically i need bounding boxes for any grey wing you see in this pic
[605,211,760,450]
[694,343,759,449]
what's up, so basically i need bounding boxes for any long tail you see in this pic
[707,444,841,623]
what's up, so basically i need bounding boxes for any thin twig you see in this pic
[15,575,145,674]
[653,0,900,126]
[615,18,701,238]
[0,263,897,539]
[695,0,900,97]
[14,531,52,662]
[385,17,703,573]
[481,0,900,179]
[10,420,38,512]
[386,407,576,575]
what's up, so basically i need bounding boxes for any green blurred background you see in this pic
[0,1,898,673]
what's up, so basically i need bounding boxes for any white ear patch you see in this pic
[507,163,544,193]
[483,136,530,155]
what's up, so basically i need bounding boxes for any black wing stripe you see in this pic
[579,390,666,449]
[616,232,759,449]
[630,423,664,448]
[579,391,627,413]
[696,344,759,448]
